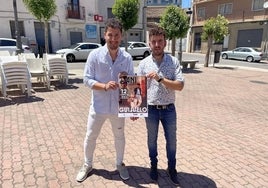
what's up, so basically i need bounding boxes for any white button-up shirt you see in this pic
[83,45,134,114]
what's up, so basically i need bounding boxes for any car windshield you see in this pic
[120,42,131,47]
[253,48,261,52]
[67,43,80,49]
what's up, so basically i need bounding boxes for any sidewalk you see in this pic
[0,65,267,188]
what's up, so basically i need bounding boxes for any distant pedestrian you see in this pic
[76,18,134,182]
[137,25,184,186]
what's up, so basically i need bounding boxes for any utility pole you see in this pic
[13,0,23,54]
[263,2,268,60]
[143,0,147,43]
[186,1,193,53]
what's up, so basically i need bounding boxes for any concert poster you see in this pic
[118,73,148,117]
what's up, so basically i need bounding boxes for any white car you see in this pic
[0,38,32,55]
[56,42,101,62]
[120,41,151,59]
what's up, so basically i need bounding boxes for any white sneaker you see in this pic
[76,164,93,182]
[117,163,129,180]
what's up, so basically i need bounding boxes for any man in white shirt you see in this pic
[76,18,134,182]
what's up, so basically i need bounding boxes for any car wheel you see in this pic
[143,51,150,58]
[222,53,228,59]
[66,54,75,62]
[246,56,254,62]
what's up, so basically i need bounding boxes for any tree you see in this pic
[112,0,140,51]
[23,0,57,54]
[13,0,23,54]
[159,5,189,63]
[202,15,229,67]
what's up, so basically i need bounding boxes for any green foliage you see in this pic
[23,0,57,22]
[112,0,140,31]
[23,0,57,53]
[201,15,229,43]
[159,5,190,40]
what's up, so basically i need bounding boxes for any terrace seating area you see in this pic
[0,51,68,99]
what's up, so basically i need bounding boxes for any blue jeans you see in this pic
[145,104,177,170]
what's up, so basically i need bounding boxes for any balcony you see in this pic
[66,4,85,21]
[193,9,268,26]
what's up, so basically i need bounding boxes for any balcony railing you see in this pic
[193,9,268,26]
[66,4,85,20]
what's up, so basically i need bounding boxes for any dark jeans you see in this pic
[145,104,177,170]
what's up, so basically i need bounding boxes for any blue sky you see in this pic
[182,0,191,8]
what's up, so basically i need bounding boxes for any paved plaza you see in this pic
[0,63,268,188]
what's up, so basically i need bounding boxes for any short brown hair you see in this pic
[104,18,123,33]
[149,25,166,40]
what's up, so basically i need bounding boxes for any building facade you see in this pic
[191,0,268,54]
[0,0,149,54]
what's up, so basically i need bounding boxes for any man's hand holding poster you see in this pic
[118,73,148,117]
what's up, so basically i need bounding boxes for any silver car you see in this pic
[221,47,263,62]
[56,42,101,62]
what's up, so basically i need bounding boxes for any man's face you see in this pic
[120,78,127,88]
[149,35,166,56]
[104,27,122,51]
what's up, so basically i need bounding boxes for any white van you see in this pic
[0,38,32,55]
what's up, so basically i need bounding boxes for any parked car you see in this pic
[56,42,101,62]
[0,38,32,55]
[120,41,151,59]
[221,47,263,62]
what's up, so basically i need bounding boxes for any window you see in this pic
[252,0,264,11]
[9,21,25,39]
[67,0,81,19]
[197,7,205,19]
[161,0,173,4]
[88,44,99,49]
[107,8,115,18]
[0,39,16,46]
[79,44,88,49]
[68,0,79,11]
[218,3,233,15]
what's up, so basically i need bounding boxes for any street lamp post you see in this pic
[263,2,268,60]
[186,7,193,53]
[143,5,147,43]
[178,6,192,63]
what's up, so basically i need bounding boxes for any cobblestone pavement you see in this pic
[0,64,268,188]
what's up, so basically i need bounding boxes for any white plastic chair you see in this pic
[46,57,68,89]
[0,56,18,63]
[0,61,32,99]
[26,58,48,88]
[23,53,36,59]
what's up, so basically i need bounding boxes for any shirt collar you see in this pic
[152,53,167,65]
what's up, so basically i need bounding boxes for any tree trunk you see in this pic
[13,0,23,54]
[204,36,213,67]
[171,38,176,56]
[44,20,49,53]
[178,38,182,64]
[124,31,128,52]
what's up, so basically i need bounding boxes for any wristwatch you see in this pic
[157,76,163,82]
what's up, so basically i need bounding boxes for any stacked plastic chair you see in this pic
[0,61,32,99]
